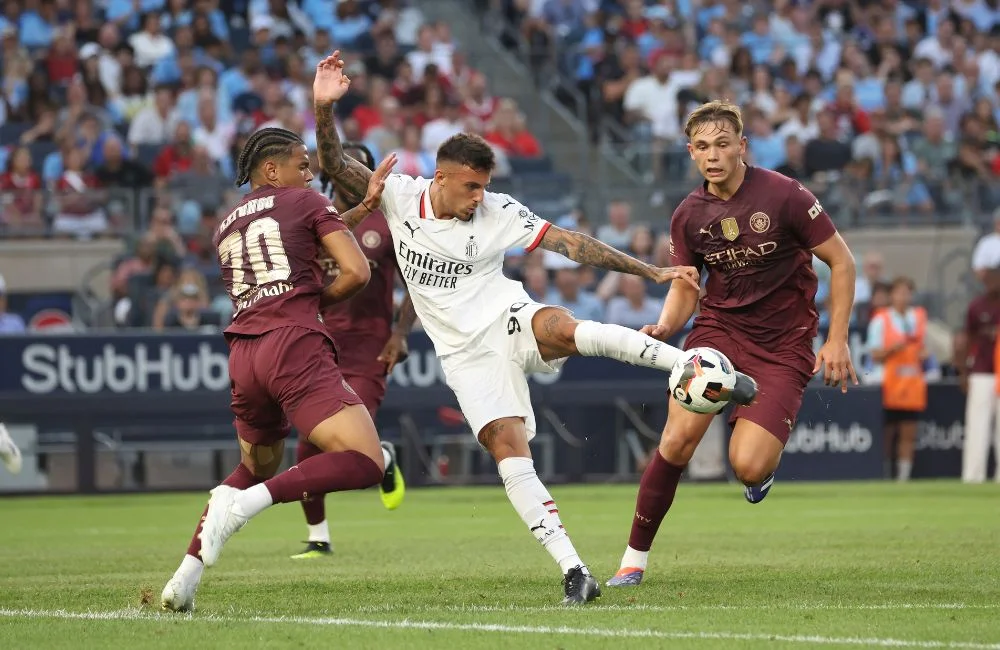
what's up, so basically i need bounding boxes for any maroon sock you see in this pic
[264,450,382,504]
[186,463,261,559]
[628,450,686,552]
[296,439,326,525]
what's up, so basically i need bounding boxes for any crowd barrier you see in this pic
[0,331,980,492]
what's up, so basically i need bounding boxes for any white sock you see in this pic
[174,555,205,585]
[497,457,587,575]
[234,483,273,519]
[574,321,680,372]
[619,545,649,572]
[382,446,392,468]
[307,521,330,544]
[897,460,913,481]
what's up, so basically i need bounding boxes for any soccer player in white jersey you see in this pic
[0,423,23,474]
[311,53,756,604]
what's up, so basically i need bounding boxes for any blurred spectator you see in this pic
[392,124,435,178]
[855,251,888,305]
[606,274,661,328]
[152,268,220,331]
[595,201,633,250]
[95,137,154,190]
[52,147,108,239]
[972,209,1000,281]
[167,145,231,233]
[0,273,25,334]
[128,84,179,147]
[775,136,807,181]
[153,120,195,187]
[145,205,188,260]
[129,12,174,69]
[111,234,158,300]
[0,146,44,233]
[523,265,549,302]
[546,267,604,321]
[484,98,543,158]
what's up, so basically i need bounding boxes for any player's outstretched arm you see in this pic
[313,50,375,221]
[539,225,701,290]
[337,152,398,229]
[377,292,418,374]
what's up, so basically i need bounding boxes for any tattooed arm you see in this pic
[538,225,701,288]
[315,101,374,220]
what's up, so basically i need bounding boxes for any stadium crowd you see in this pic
[504,0,1000,215]
[0,0,994,337]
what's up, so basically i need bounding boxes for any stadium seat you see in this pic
[0,122,31,144]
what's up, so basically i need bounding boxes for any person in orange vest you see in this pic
[866,276,928,481]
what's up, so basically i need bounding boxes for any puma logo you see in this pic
[530,520,547,533]
[502,199,515,209]
[640,341,659,362]
[403,220,419,238]
[783,418,794,431]
[635,512,651,523]
[698,226,714,237]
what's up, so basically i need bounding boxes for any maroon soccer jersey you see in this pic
[669,166,838,350]
[320,211,399,377]
[964,294,1000,373]
[214,186,347,338]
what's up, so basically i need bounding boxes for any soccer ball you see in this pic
[668,347,738,414]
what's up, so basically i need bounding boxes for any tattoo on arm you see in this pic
[540,225,653,278]
[338,202,373,230]
[314,100,373,205]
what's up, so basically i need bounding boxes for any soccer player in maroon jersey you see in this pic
[608,101,859,587]
[160,126,400,612]
[291,143,417,559]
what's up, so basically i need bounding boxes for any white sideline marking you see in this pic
[353,603,1000,614]
[1,607,998,649]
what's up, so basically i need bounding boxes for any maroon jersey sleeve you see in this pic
[300,190,348,240]
[784,182,838,250]
[669,200,702,269]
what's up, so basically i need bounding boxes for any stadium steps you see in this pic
[420,0,641,216]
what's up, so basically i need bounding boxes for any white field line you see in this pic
[0,607,998,649]
[351,602,1000,614]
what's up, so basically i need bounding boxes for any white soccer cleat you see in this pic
[198,485,248,567]
[0,423,23,475]
[161,573,198,612]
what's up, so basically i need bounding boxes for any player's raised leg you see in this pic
[530,307,758,404]
[200,403,385,568]
[609,399,715,586]
[0,423,23,474]
[478,416,600,606]
[161,437,283,612]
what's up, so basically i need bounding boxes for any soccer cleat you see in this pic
[160,574,198,612]
[198,485,248,567]
[290,541,333,559]
[744,473,775,504]
[562,565,601,605]
[732,372,758,406]
[606,567,645,587]
[379,441,405,511]
[0,423,22,475]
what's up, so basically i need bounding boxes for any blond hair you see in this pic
[684,100,744,139]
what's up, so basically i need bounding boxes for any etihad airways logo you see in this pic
[703,241,778,270]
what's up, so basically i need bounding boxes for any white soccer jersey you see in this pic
[380,174,551,355]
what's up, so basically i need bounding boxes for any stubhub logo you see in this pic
[20,343,230,394]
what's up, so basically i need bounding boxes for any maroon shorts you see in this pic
[684,325,815,444]
[228,326,364,446]
[343,373,387,421]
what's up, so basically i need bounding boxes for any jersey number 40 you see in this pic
[217,217,291,297]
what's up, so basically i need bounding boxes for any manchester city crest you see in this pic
[721,217,739,241]
[362,230,382,249]
[465,235,479,260]
[749,212,770,233]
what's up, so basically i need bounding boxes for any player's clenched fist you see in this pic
[313,50,351,103]
[649,265,700,290]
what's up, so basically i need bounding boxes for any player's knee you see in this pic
[659,428,701,464]
[532,308,577,353]
[729,452,776,485]
[478,418,531,461]
[239,439,285,478]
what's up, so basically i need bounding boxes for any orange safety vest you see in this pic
[877,307,927,411]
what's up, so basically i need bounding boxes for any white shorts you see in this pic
[440,300,568,442]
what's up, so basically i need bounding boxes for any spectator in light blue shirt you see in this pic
[606,275,662,329]
[742,15,775,65]
[546,267,605,322]
[748,111,786,171]
[0,274,26,334]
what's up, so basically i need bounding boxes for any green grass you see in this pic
[1,481,999,649]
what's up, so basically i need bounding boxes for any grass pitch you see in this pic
[1,481,998,649]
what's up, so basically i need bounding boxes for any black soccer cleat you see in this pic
[732,371,758,406]
[290,541,333,559]
[562,566,601,606]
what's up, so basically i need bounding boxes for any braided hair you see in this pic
[234,127,305,187]
[319,142,376,199]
